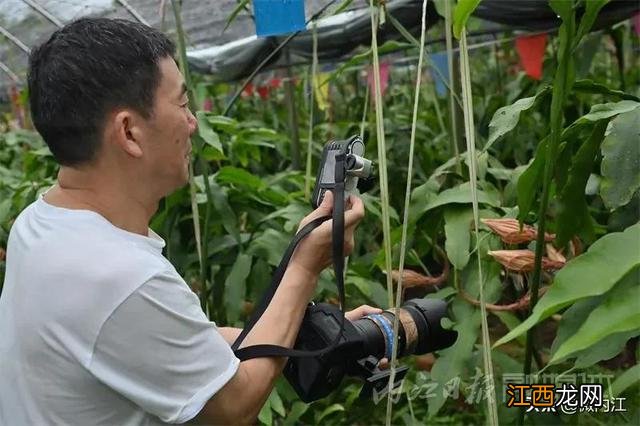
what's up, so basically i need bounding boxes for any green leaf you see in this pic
[257,394,272,425]
[574,329,640,369]
[444,206,473,270]
[269,388,285,418]
[556,120,608,246]
[573,79,640,102]
[224,253,252,324]
[422,182,500,215]
[248,229,290,266]
[494,222,640,347]
[573,100,640,124]
[196,111,223,153]
[610,363,640,397]
[452,0,481,39]
[600,108,640,210]
[208,181,241,243]
[428,296,480,416]
[315,403,344,423]
[574,0,610,47]
[217,166,264,191]
[484,87,551,152]
[549,268,640,364]
[282,402,309,426]
[516,137,548,222]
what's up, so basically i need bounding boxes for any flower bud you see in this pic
[481,218,555,244]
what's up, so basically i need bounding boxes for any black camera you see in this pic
[311,135,373,208]
[284,298,458,402]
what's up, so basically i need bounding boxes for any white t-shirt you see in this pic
[0,196,240,425]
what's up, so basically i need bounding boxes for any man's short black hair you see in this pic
[28,18,175,166]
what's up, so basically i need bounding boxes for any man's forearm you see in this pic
[204,263,318,424]
[218,327,242,346]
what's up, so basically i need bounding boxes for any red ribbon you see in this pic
[515,34,547,80]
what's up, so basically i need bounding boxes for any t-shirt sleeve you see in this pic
[88,270,240,424]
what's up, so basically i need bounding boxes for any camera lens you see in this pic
[350,298,457,361]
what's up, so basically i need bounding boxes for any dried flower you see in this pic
[488,249,565,272]
[481,218,555,244]
[390,263,449,288]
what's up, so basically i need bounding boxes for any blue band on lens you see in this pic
[367,314,394,360]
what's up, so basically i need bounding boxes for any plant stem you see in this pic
[519,3,576,425]
[444,0,461,174]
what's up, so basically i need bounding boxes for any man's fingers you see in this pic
[344,196,365,227]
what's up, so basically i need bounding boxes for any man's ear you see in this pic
[112,110,144,158]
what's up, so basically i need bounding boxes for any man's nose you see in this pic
[187,108,198,135]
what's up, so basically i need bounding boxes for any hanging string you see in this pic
[385,0,429,423]
[368,0,394,309]
[444,0,461,173]
[305,22,319,199]
[459,27,499,426]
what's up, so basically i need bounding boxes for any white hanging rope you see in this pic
[385,0,429,423]
[459,27,499,426]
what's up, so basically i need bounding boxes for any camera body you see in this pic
[311,135,372,208]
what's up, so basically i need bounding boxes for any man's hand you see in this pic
[345,304,390,369]
[290,191,365,277]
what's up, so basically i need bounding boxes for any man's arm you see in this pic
[217,327,242,345]
[193,193,364,425]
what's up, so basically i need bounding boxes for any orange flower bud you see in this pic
[390,263,449,288]
[481,218,555,244]
[545,244,566,264]
[488,249,565,272]
[0,247,5,262]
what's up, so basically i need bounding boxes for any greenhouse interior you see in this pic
[0,0,639,425]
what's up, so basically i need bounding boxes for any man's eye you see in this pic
[181,100,189,108]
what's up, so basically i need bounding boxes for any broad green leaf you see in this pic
[269,388,285,417]
[282,402,309,426]
[421,182,500,216]
[216,166,264,191]
[549,0,573,22]
[444,206,473,270]
[196,111,223,153]
[257,394,272,425]
[207,114,238,134]
[610,363,640,397]
[492,311,526,345]
[315,403,344,423]
[550,268,640,363]
[428,296,479,416]
[224,253,252,324]
[248,229,290,266]
[574,0,610,47]
[517,137,548,222]
[452,0,481,39]
[572,100,640,125]
[600,108,640,210]
[573,79,640,102]
[484,87,551,152]
[208,181,241,243]
[546,293,638,368]
[556,120,608,246]
[574,329,640,369]
[494,222,640,347]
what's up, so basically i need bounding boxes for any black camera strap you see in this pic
[231,154,347,361]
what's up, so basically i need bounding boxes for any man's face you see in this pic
[139,56,197,195]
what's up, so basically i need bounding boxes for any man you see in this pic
[0,18,376,425]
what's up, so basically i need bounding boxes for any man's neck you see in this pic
[45,167,159,236]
